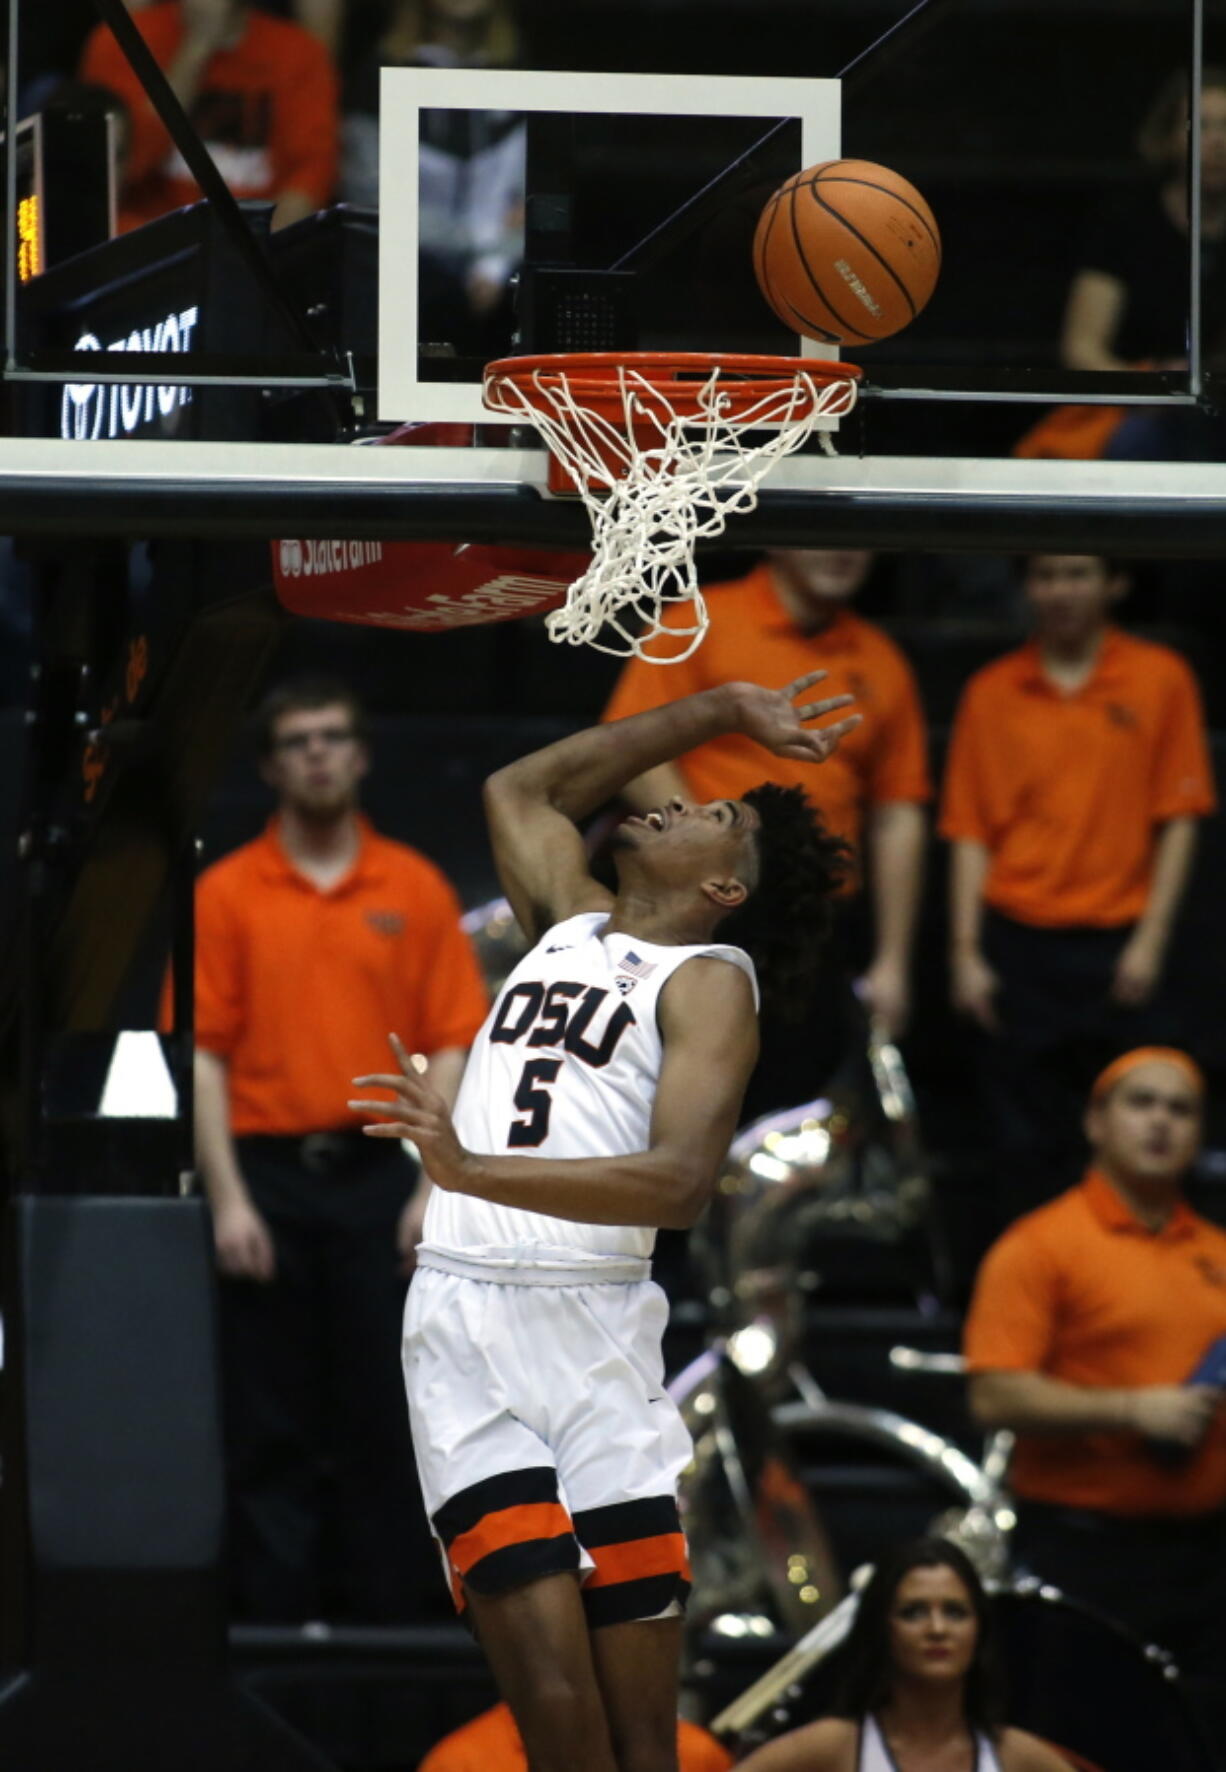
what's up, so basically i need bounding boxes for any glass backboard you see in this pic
[1,0,1225,547]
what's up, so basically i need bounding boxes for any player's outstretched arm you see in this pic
[485,675,859,942]
[350,959,758,1228]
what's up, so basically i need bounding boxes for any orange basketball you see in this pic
[753,159,941,346]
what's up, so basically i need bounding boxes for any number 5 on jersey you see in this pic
[509,1057,563,1147]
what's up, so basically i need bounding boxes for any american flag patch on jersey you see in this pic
[619,950,657,980]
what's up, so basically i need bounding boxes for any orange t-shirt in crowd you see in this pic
[963,1168,1226,1516]
[80,3,338,232]
[602,566,931,858]
[176,817,488,1136]
[939,627,1215,928]
[418,1702,734,1772]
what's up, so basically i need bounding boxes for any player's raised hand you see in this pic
[733,672,862,764]
[349,1033,472,1192]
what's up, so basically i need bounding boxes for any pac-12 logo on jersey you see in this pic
[489,979,636,1148]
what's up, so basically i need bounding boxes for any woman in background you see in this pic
[1061,67,1226,377]
[736,1539,1072,1772]
[1057,68,1226,462]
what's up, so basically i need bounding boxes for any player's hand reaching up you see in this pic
[350,1034,473,1193]
[733,673,861,764]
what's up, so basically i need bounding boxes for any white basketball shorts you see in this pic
[403,1264,693,1626]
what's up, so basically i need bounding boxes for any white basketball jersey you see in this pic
[421,911,758,1270]
[860,1717,1002,1772]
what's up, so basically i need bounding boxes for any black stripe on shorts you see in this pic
[573,1494,690,1628]
[572,1494,681,1546]
[432,1465,560,1548]
[583,1572,692,1629]
[464,1534,582,1597]
[433,1464,580,1602]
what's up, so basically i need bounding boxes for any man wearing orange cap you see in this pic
[964,1048,1226,1749]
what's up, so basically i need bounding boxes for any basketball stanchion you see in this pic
[482,351,861,661]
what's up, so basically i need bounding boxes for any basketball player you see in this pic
[349,675,857,1772]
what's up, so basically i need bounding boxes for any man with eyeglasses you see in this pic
[181,674,488,1622]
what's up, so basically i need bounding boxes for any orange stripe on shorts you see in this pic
[448,1563,466,1612]
[448,1501,574,1576]
[584,1532,691,1589]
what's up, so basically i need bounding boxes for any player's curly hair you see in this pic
[718,782,852,1020]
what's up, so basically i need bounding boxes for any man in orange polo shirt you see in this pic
[603,550,929,1114]
[941,554,1215,1220]
[188,675,487,1622]
[965,1048,1226,1747]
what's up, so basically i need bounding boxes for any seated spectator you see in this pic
[940,553,1215,1221]
[1061,68,1226,377]
[602,550,929,1118]
[341,0,523,355]
[79,0,338,232]
[1049,68,1226,462]
[418,1701,732,1771]
[964,1048,1226,1752]
[736,1537,1073,1771]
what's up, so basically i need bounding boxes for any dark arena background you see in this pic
[3,0,1226,1769]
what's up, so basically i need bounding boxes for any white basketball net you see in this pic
[484,360,858,661]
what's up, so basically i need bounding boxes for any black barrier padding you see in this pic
[995,1591,1214,1772]
[19,1196,225,1573]
[0,1196,337,1771]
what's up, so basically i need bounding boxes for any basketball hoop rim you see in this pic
[484,350,861,423]
[477,350,863,662]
